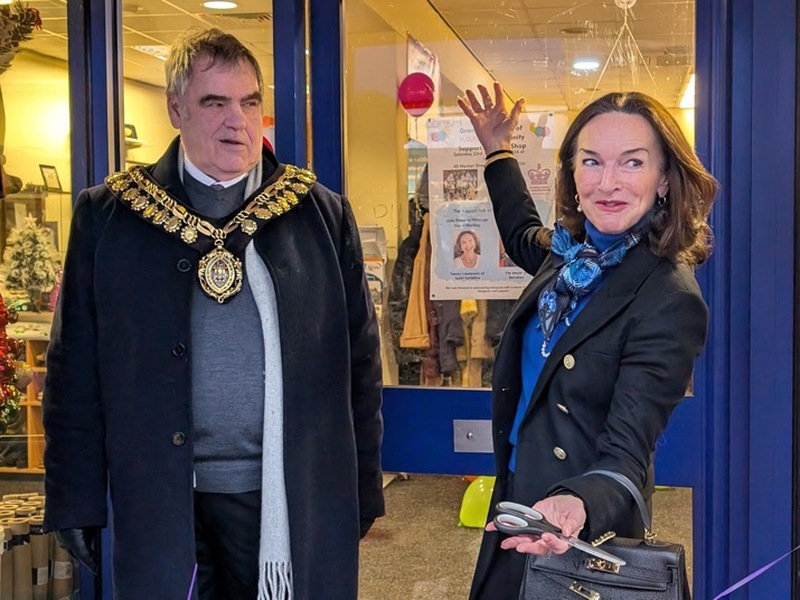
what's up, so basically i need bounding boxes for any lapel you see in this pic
[149,137,190,204]
[524,243,662,414]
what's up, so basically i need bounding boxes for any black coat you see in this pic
[470,158,708,599]
[42,139,385,599]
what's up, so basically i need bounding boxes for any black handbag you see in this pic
[519,469,688,600]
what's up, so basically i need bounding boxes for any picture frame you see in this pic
[39,164,62,193]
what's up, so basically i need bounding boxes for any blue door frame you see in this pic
[67,0,796,598]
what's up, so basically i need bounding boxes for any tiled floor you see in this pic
[359,474,692,600]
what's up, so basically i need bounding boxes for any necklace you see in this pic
[106,164,316,303]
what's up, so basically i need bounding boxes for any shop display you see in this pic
[0,309,50,472]
[3,216,59,309]
[0,493,77,599]
[0,291,23,434]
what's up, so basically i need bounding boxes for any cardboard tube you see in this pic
[0,525,11,600]
[13,506,35,519]
[10,518,32,600]
[29,517,47,600]
[51,532,74,600]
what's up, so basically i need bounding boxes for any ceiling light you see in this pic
[204,1,237,9]
[572,59,600,71]
[679,74,695,109]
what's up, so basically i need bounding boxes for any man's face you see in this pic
[167,56,263,181]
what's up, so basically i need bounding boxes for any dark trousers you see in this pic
[194,490,261,600]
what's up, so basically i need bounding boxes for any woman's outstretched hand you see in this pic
[457,82,525,155]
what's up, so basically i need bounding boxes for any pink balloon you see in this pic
[398,72,435,118]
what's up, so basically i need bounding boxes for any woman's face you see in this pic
[572,112,669,235]
[459,233,477,254]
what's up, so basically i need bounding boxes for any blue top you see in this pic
[508,221,629,472]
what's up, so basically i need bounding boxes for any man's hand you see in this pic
[56,527,100,575]
[359,518,375,540]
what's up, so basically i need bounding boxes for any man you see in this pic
[42,28,384,599]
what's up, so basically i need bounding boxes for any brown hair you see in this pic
[555,92,718,266]
[165,28,263,99]
[454,230,481,258]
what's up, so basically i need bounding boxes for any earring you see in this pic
[657,194,668,208]
[575,193,583,213]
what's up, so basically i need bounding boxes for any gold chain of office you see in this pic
[105,164,317,303]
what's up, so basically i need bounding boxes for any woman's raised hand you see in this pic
[457,82,525,155]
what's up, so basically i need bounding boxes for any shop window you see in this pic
[0,1,80,597]
[344,0,696,390]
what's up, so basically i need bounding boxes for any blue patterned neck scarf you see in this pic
[537,222,642,357]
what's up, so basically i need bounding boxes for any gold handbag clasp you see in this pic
[591,531,616,546]
[569,581,600,600]
[586,558,621,574]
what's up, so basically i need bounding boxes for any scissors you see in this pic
[492,501,626,566]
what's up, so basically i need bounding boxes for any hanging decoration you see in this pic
[0,1,41,75]
[590,0,659,101]
[398,72,435,118]
[0,293,24,434]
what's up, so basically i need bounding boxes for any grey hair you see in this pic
[165,28,263,99]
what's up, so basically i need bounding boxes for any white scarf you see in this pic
[247,242,293,599]
[179,149,293,598]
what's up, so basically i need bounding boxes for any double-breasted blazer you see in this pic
[470,158,708,598]
[42,138,385,599]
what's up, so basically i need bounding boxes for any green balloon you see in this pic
[459,476,496,528]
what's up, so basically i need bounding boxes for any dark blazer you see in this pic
[470,158,708,599]
[42,138,385,599]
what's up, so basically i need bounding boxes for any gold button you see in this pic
[557,403,570,414]
[563,354,575,369]
[553,447,567,460]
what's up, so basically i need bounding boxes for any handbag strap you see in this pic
[584,469,652,533]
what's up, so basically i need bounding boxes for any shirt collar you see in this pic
[183,155,249,188]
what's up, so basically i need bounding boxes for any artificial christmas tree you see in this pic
[3,215,58,309]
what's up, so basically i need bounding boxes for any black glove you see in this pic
[56,527,100,575]
[359,518,375,539]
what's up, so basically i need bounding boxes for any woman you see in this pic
[457,82,718,599]
[453,229,482,269]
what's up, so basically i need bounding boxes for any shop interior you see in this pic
[0,0,697,597]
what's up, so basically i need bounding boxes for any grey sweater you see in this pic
[183,172,265,493]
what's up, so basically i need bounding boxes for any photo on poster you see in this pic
[498,241,516,268]
[452,229,482,270]
[442,168,479,201]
